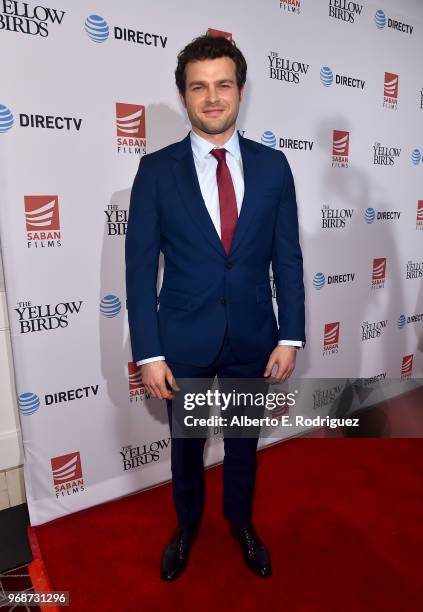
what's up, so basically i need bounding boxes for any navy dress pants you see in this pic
[166,332,270,530]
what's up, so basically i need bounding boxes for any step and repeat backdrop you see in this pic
[0,0,422,525]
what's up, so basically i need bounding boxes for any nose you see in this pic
[205,85,219,104]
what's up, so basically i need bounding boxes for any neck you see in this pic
[191,124,236,147]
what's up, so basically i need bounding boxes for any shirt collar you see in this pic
[190,129,241,162]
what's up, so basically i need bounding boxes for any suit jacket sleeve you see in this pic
[272,152,306,345]
[125,154,163,362]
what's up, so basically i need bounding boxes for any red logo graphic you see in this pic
[128,361,144,390]
[24,196,60,231]
[372,257,387,286]
[207,28,232,40]
[323,322,340,350]
[116,103,145,138]
[401,354,413,379]
[128,362,148,400]
[417,200,423,227]
[384,72,399,100]
[51,452,82,486]
[332,130,349,157]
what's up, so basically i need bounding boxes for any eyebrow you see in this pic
[188,79,235,87]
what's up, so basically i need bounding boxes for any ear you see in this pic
[179,92,186,108]
[239,85,245,101]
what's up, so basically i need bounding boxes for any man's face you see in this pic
[181,56,243,138]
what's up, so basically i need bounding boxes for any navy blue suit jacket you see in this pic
[125,132,305,367]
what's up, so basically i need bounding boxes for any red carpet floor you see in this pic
[28,437,423,612]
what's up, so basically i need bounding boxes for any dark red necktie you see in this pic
[210,148,238,255]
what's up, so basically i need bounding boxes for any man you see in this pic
[125,35,305,581]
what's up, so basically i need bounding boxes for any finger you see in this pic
[166,368,179,391]
[149,383,162,400]
[264,357,276,377]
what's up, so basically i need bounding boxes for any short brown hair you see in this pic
[175,34,247,95]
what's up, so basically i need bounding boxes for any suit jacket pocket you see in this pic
[158,287,193,311]
[255,282,273,303]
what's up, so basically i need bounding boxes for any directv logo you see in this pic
[261,131,276,148]
[365,208,375,224]
[85,15,109,43]
[375,9,386,29]
[18,392,40,415]
[397,315,406,329]
[100,294,121,317]
[313,272,326,290]
[320,66,333,87]
[411,149,421,165]
[0,104,14,133]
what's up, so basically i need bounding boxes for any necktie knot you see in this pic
[210,148,227,163]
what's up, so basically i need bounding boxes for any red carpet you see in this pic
[28,437,423,611]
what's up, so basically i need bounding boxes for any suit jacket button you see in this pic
[220,298,227,305]
[225,262,233,269]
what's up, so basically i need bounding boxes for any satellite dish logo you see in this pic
[375,9,386,29]
[24,195,60,231]
[365,207,375,224]
[372,257,387,288]
[401,354,413,379]
[397,315,406,329]
[411,149,421,165]
[313,272,326,289]
[18,392,40,415]
[100,295,121,318]
[261,131,276,148]
[323,322,340,354]
[207,28,232,41]
[0,104,14,133]
[85,15,109,43]
[320,66,333,87]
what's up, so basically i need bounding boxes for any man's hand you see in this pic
[141,361,179,400]
[264,345,298,382]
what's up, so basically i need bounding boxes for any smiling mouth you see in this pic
[203,108,225,115]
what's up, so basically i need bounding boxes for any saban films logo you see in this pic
[116,102,146,155]
[15,299,83,333]
[371,257,386,289]
[383,72,399,110]
[323,321,340,356]
[25,195,61,248]
[268,51,309,84]
[51,451,84,498]
[0,1,65,37]
[332,130,349,167]
[401,354,413,379]
[120,439,170,470]
[280,0,300,14]
[128,362,150,402]
[207,28,232,40]
[105,203,127,236]
[416,201,423,230]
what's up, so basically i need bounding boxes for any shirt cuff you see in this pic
[136,356,165,366]
[278,340,304,349]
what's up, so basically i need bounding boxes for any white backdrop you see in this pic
[0,0,422,525]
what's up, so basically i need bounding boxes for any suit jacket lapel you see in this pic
[171,134,226,258]
[228,134,260,257]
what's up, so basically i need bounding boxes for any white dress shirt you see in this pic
[137,129,302,366]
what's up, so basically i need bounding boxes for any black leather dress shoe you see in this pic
[160,526,197,581]
[230,524,272,577]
